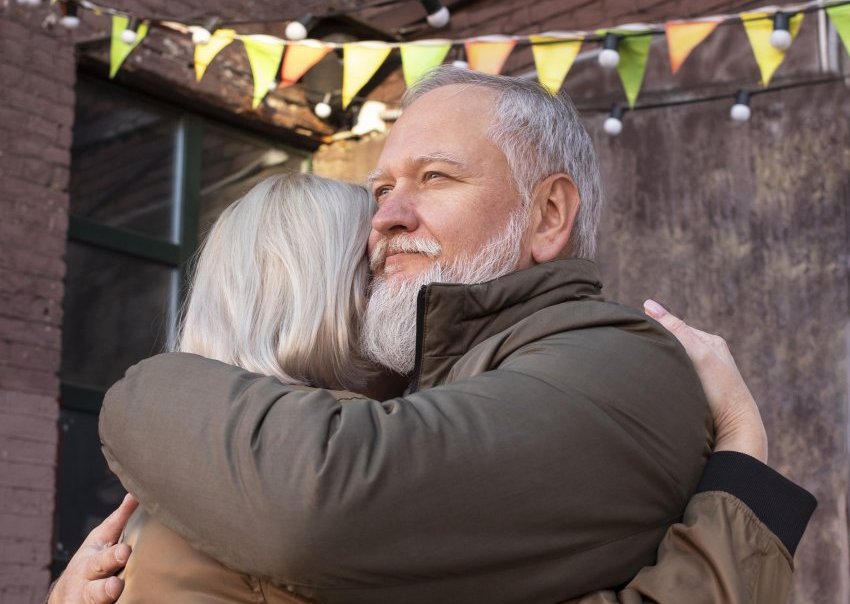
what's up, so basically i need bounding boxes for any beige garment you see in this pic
[118,508,312,604]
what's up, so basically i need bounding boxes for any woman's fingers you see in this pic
[643,299,768,463]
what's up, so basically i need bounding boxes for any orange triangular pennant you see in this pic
[464,36,516,75]
[281,40,331,86]
[665,19,722,74]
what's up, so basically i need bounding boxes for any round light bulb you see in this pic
[451,59,469,69]
[192,27,211,45]
[314,101,332,119]
[598,48,620,69]
[121,29,138,44]
[285,20,308,41]
[426,6,450,28]
[603,117,623,136]
[59,15,80,29]
[769,28,792,51]
[730,103,751,122]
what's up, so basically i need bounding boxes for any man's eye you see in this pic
[374,185,392,198]
[423,171,444,182]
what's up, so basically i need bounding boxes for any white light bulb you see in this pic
[285,20,308,41]
[314,101,332,119]
[603,117,623,136]
[426,6,450,28]
[598,48,620,69]
[769,28,792,51]
[59,15,80,29]
[451,59,469,69]
[730,103,751,122]
[121,29,138,44]
[192,27,211,45]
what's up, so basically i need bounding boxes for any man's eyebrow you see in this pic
[366,153,466,187]
[366,169,385,187]
[413,152,465,168]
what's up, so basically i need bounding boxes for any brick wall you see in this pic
[0,4,75,602]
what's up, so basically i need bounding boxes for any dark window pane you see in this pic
[61,241,175,390]
[198,127,308,237]
[53,408,126,570]
[70,79,178,241]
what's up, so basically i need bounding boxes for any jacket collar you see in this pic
[410,258,604,391]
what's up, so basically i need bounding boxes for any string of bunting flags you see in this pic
[22,0,850,127]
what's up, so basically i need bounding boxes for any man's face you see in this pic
[367,85,525,281]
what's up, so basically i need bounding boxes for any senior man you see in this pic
[53,68,815,604]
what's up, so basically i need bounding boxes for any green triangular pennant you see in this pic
[615,33,652,108]
[110,15,149,78]
[827,4,850,57]
[242,35,286,109]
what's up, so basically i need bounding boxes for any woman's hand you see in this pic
[644,299,768,464]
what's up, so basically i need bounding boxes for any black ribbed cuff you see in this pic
[696,451,817,556]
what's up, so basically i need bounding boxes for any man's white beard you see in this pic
[360,207,530,375]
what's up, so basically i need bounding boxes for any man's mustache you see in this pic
[369,234,442,272]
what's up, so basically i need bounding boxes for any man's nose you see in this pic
[371,188,419,235]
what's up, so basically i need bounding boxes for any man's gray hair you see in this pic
[403,66,602,259]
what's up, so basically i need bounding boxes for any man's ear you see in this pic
[528,174,580,263]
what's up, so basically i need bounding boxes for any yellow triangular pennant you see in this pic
[665,18,722,74]
[110,15,149,78]
[529,33,583,94]
[242,35,285,109]
[194,29,236,82]
[342,42,392,109]
[741,12,804,86]
[400,40,452,88]
[465,36,516,75]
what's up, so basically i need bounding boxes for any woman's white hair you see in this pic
[403,66,602,259]
[175,172,374,391]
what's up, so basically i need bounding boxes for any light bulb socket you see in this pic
[609,105,626,120]
[421,1,450,28]
[201,16,220,33]
[730,90,752,122]
[421,0,444,14]
[59,1,80,28]
[602,32,621,51]
[773,11,791,32]
[451,44,468,68]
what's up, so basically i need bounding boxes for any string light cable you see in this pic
[35,0,850,47]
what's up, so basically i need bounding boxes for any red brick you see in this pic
[0,487,54,519]
[0,268,63,302]
[0,342,61,372]
[0,365,60,397]
[0,413,57,445]
[0,511,52,543]
[0,540,47,565]
[0,225,66,258]
[0,291,62,325]
[0,245,67,280]
[0,390,59,419]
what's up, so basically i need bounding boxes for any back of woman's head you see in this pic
[176,172,374,390]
